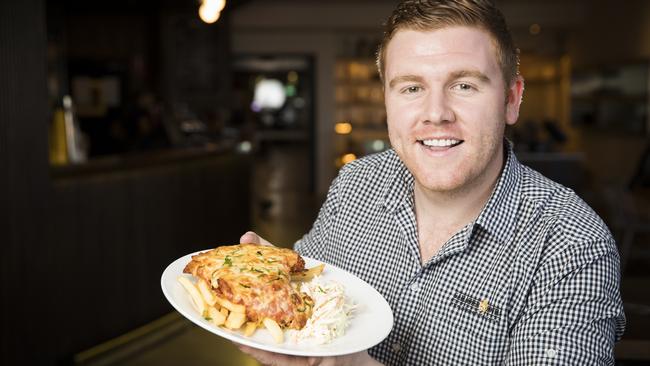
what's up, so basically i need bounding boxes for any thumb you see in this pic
[240,231,273,246]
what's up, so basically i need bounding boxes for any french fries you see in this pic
[225,311,247,330]
[207,306,226,326]
[178,262,324,343]
[178,276,248,330]
[197,279,217,306]
[291,263,325,282]
[243,321,258,337]
[177,276,206,316]
[215,295,246,314]
[263,318,284,343]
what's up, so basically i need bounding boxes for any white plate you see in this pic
[161,250,394,357]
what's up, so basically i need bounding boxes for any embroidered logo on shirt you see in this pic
[451,291,501,322]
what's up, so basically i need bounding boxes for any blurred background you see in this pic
[1,0,649,364]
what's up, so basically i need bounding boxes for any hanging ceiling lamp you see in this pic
[199,0,226,24]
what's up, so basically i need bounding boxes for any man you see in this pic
[239,0,626,365]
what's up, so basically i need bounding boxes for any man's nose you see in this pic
[422,90,455,125]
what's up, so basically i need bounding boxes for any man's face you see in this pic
[384,26,523,196]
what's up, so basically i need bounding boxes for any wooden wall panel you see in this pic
[47,155,251,361]
[0,0,52,364]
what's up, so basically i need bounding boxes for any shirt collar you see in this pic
[377,150,414,214]
[473,140,522,246]
[379,140,522,246]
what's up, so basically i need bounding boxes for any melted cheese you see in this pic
[184,244,312,329]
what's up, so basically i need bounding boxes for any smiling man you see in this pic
[383,25,524,262]
[239,1,625,365]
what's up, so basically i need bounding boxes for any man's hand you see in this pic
[240,231,273,246]
[237,345,383,366]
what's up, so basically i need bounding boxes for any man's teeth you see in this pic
[421,139,460,147]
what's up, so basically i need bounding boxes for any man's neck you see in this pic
[414,147,505,262]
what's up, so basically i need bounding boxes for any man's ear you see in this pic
[505,75,524,126]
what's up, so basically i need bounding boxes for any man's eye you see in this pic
[403,86,421,94]
[453,83,475,92]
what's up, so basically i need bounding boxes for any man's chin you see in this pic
[415,177,465,195]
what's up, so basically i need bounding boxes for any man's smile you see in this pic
[417,138,464,150]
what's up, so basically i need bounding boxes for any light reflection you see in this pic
[237,140,252,153]
[288,71,298,84]
[335,122,352,135]
[372,139,386,152]
[341,153,356,164]
[252,79,286,110]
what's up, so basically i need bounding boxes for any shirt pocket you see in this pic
[435,296,510,364]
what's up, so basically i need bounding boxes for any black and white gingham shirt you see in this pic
[295,141,626,365]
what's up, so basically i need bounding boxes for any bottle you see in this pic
[62,95,87,163]
[49,103,68,165]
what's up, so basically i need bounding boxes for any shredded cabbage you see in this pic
[287,276,356,345]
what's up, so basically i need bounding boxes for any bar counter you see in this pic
[50,143,238,179]
[45,143,253,361]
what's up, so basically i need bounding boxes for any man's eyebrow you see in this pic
[388,75,424,89]
[388,71,491,89]
[450,70,491,84]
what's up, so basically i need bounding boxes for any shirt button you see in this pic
[545,348,557,358]
[392,342,402,353]
[409,282,420,292]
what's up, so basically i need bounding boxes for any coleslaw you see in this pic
[287,276,356,345]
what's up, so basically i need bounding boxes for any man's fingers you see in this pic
[237,344,376,366]
[308,357,323,366]
[240,231,273,246]
[237,344,309,366]
[239,231,260,244]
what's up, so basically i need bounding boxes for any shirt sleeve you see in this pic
[293,170,342,261]
[506,239,626,365]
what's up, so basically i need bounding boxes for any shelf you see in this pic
[335,57,390,162]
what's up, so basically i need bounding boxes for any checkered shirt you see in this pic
[294,141,626,365]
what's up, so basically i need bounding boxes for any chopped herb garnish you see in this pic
[256,251,263,256]
[239,283,250,288]
[223,256,232,266]
[204,317,212,321]
[318,286,325,293]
